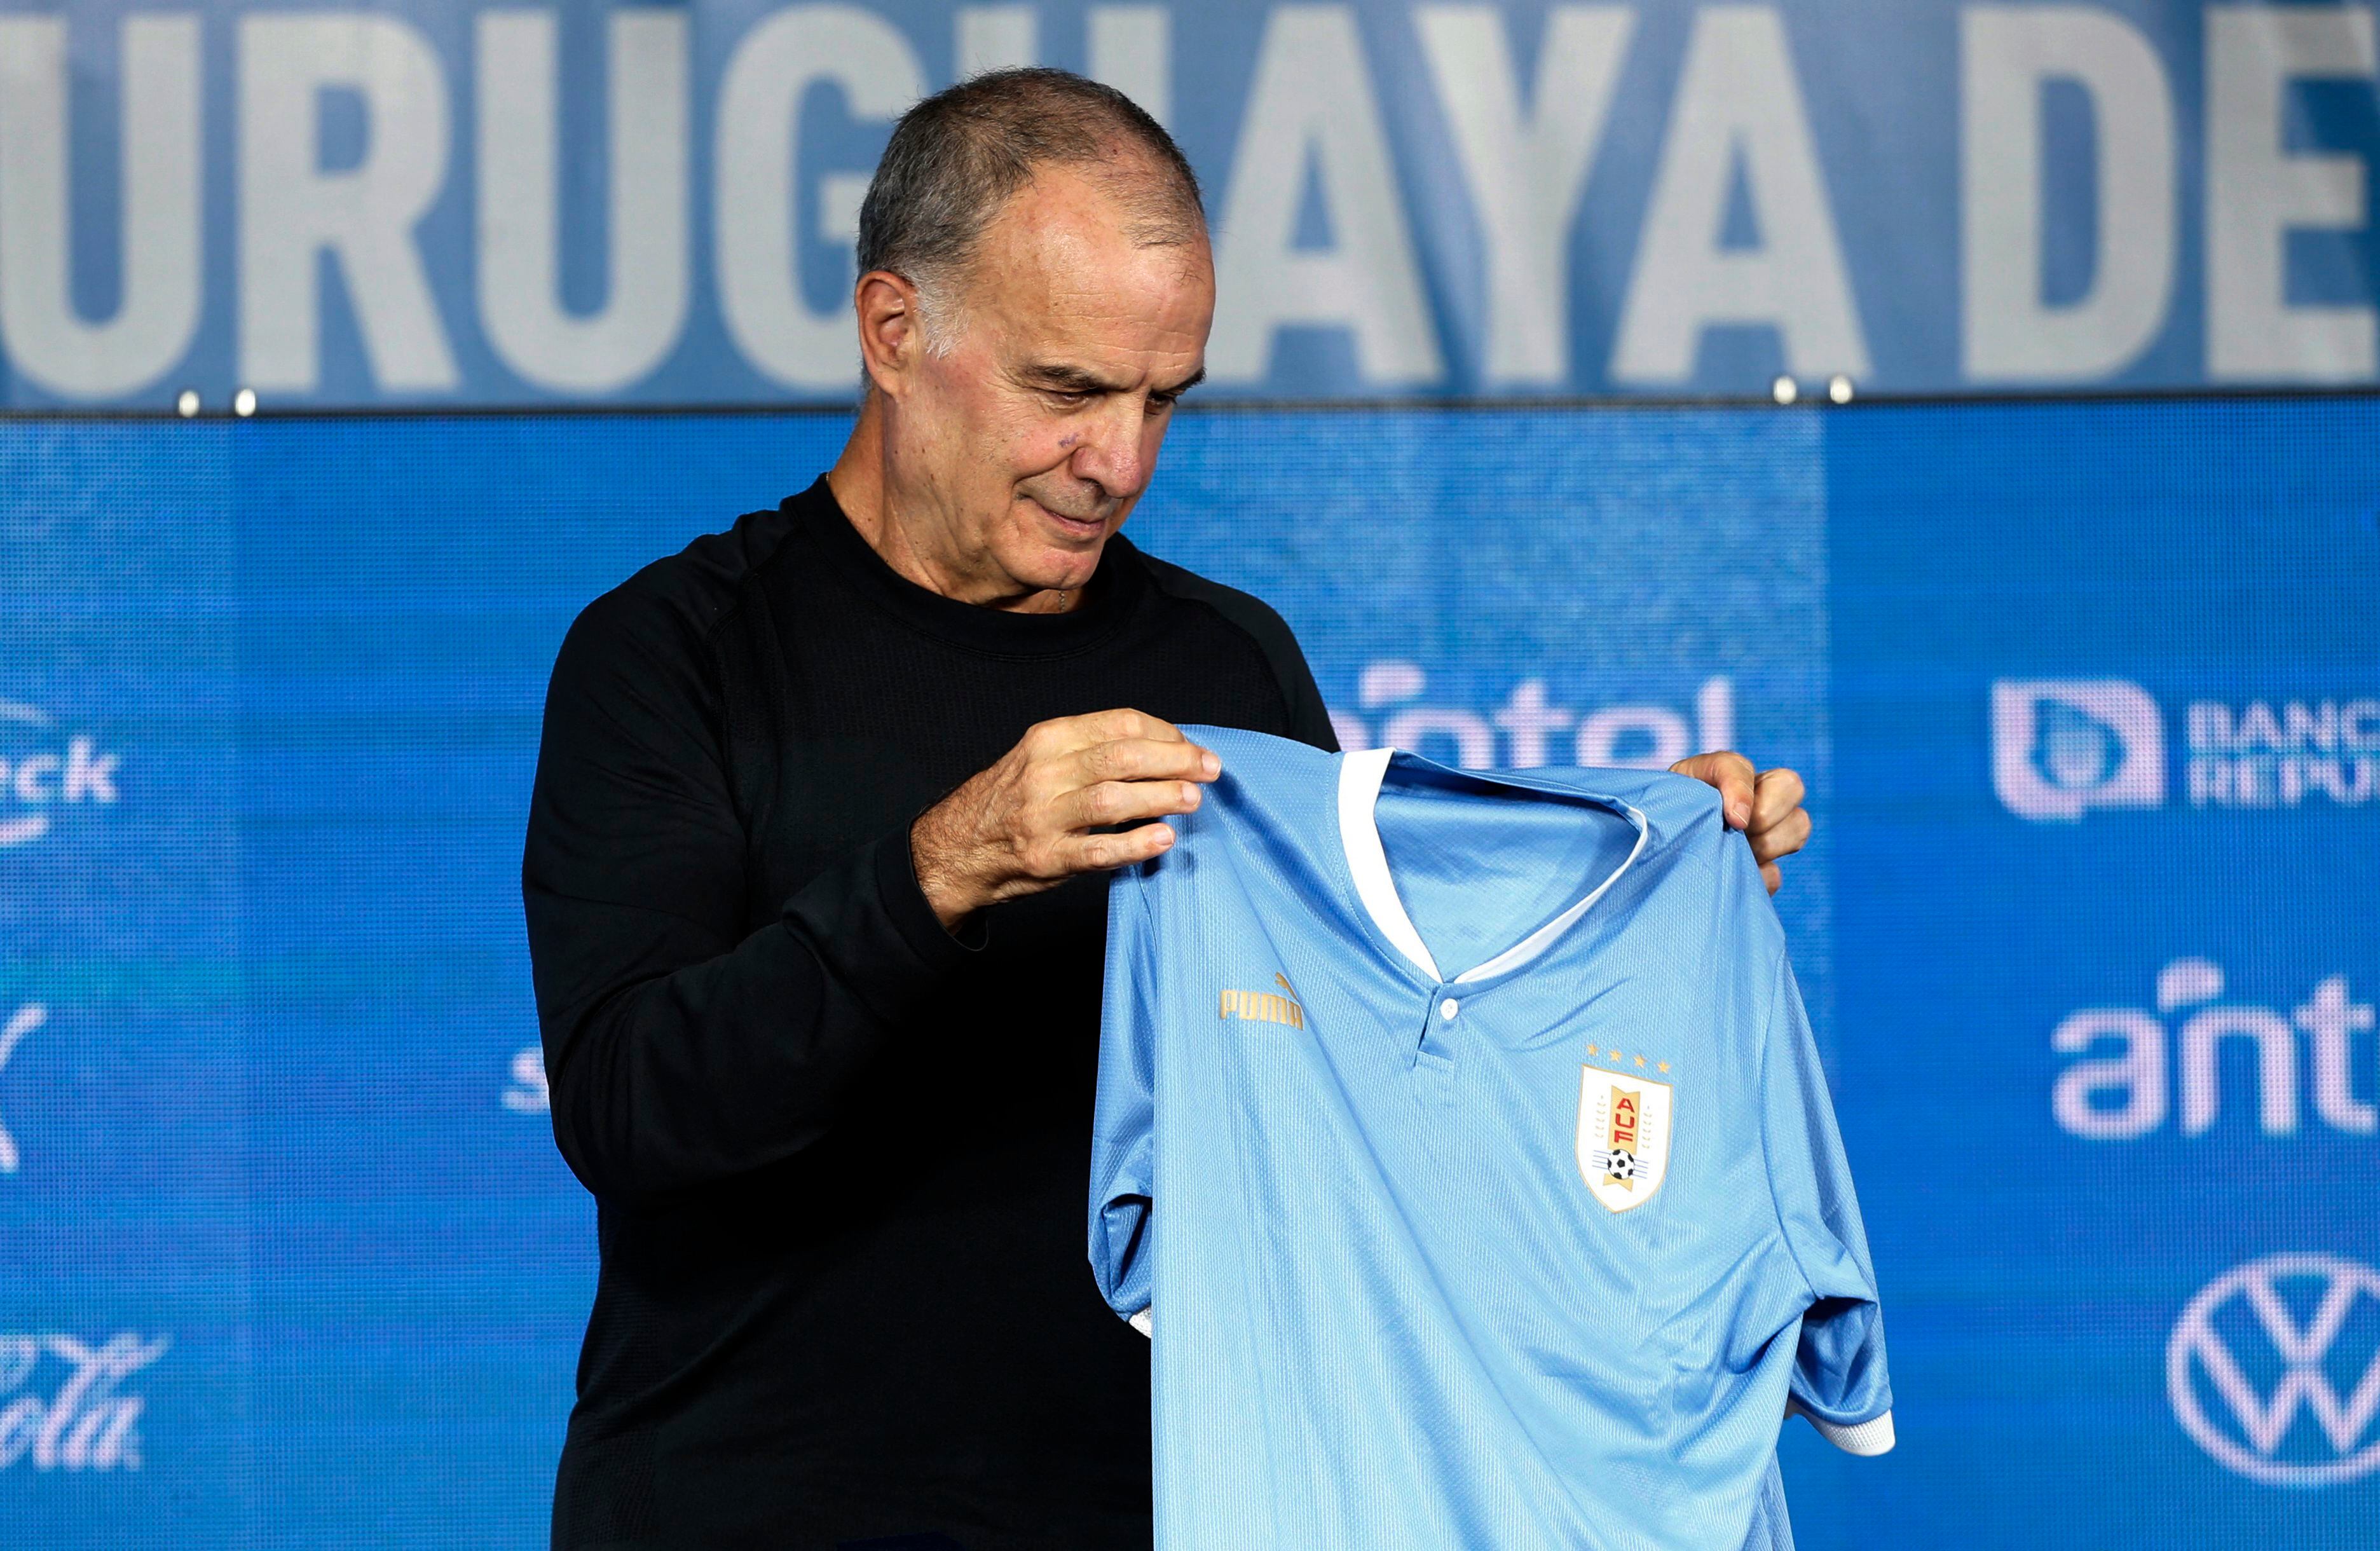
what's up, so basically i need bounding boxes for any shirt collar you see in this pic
[1335,746,1650,987]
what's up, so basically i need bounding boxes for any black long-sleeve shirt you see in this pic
[524,475,1336,1549]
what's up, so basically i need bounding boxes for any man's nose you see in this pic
[1068,399,1149,501]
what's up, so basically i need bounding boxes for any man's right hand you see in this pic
[910,709,1220,931]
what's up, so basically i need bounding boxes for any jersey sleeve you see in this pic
[1088,865,1161,1330]
[1761,950,1895,1455]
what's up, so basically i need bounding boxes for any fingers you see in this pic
[1669,751,1758,829]
[1071,735,1219,787]
[1747,767,1812,868]
[917,710,1221,926]
[994,714,1221,883]
[1673,755,1809,887]
[1062,777,1206,832]
[1750,767,1806,833]
[1747,805,1812,867]
[1047,707,1187,752]
[1055,821,1180,875]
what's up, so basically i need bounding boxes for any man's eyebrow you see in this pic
[1020,362,1128,393]
[1017,362,1205,397]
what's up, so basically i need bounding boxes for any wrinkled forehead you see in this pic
[962,165,1215,355]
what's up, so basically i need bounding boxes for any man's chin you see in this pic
[1007,549,1105,598]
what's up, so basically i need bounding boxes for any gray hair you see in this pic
[856,68,1205,353]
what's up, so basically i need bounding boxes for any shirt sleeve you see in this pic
[522,584,979,1203]
[1761,950,1895,1455]
[1088,866,1161,1329]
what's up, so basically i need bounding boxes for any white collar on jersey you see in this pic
[1335,746,1649,987]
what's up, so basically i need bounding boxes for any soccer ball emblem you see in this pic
[1603,1150,1639,1181]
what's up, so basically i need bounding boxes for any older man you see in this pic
[525,69,1809,1550]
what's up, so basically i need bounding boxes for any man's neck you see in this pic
[828,404,1077,615]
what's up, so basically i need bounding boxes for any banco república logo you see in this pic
[1990,680,2165,821]
[2168,1255,2380,1486]
[1994,680,2380,820]
[2185,695,2380,809]
[2052,959,2374,1140]
[0,699,120,847]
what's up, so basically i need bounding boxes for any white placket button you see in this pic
[1439,998,1460,1021]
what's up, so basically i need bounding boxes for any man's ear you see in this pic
[854,270,922,397]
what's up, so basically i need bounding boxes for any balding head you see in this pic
[858,68,1205,348]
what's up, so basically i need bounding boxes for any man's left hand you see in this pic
[1667,753,1809,896]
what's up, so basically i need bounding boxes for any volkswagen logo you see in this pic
[2167,1254,2380,1486]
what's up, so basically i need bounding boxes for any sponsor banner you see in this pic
[0,426,250,1547]
[1814,393,2380,1546]
[1,1,2376,409]
[1,396,2374,1543]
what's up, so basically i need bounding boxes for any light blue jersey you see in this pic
[1090,728,1892,1550]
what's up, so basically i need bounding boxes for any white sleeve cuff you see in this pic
[1789,1397,1895,1456]
[1127,1307,1152,1339]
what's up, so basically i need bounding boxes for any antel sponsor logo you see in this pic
[2052,959,2374,1141]
[0,1332,168,1473]
[2168,1255,2380,1487]
[1333,663,1735,772]
[0,699,121,847]
[1993,680,2380,821]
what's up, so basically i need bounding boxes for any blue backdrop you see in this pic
[1,395,2376,1545]
[3,0,2379,407]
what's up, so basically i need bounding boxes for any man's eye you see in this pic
[1048,390,1093,408]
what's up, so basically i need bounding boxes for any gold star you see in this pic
[1634,1055,1646,1069]
[1585,1045,1599,1057]
[1608,1050,1625,1065]
[1657,1062,1671,1074]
